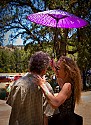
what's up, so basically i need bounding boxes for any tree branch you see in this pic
[68,49,78,54]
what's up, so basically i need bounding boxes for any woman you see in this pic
[36,56,82,125]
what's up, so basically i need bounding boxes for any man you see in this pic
[6,51,50,125]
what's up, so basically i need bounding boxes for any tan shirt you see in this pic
[6,73,43,125]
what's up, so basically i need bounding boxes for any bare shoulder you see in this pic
[62,83,72,95]
[63,82,71,88]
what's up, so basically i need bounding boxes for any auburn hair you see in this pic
[59,56,82,104]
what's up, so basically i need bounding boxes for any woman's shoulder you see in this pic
[62,83,72,98]
[63,82,71,90]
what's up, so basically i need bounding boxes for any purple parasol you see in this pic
[27,9,88,28]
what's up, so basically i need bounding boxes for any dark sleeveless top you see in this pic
[58,83,75,118]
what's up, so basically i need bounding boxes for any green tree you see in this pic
[0,1,91,90]
[0,1,90,58]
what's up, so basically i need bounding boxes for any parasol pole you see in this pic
[52,15,68,59]
[52,19,59,58]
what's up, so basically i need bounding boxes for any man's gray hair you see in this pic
[29,51,50,74]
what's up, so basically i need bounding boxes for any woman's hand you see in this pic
[50,58,56,72]
[34,75,46,86]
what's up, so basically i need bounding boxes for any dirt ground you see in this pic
[0,91,91,125]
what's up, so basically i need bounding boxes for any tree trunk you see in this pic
[54,29,68,59]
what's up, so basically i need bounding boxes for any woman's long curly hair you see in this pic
[59,56,82,104]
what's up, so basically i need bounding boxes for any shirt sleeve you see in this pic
[6,85,21,107]
[45,82,54,94]
[43,82,55,116]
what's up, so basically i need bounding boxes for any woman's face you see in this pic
[55,60,66,79]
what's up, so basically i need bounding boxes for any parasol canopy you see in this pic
[27,9,88,28]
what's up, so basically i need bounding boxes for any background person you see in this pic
[43,78,60,125]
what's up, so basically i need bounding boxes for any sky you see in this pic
[14,36,23,45]
[4,31,23,46]
[4,28,76,46]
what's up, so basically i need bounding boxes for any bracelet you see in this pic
[45,91,49,95]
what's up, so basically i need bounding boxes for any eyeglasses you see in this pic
[55,66,60,70]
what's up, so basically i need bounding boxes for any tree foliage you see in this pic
[0,0,90,54]
[0,1,90,56]
[0,47,30,73]
[0,0,91,89]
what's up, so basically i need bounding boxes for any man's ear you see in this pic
[41,69,46,76]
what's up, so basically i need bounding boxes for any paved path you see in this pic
[75,91,91,125]
[0,100,11,125]
[0,91,91,125]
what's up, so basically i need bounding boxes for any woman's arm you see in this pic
[36,75,71,108]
